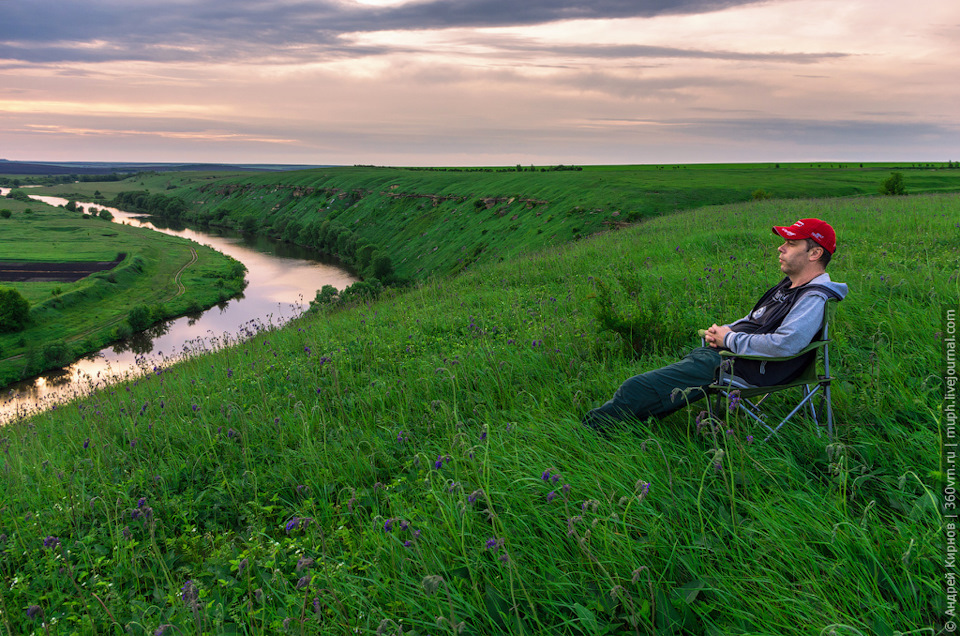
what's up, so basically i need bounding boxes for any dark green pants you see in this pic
[583,346,722,431]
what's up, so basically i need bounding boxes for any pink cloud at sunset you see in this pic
[0,0,957,165]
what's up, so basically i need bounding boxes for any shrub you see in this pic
[592,278,686,355]
[127,305,153,332]
[308,285,341,312]
[880,172,906,195]
[0,287,30,333]
[340,279,383,304]
[752,189,771,200]
[98,209,114,221]
[0,209,10,219]
[41,341,72,368]
[370,254,394,280]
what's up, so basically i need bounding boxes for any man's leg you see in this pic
[583,347,722,431]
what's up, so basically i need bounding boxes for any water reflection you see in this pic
[1,192,357,423]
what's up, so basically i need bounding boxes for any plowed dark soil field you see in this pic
[0,254,124,282]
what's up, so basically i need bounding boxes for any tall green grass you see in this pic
[0,193,954,634]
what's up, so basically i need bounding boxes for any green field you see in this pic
[0,195,246,385]
[31,162,960,284]
[1,185,955,633]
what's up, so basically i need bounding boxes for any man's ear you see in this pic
[808,245,824,262]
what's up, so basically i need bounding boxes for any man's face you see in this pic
[777,239,816,276]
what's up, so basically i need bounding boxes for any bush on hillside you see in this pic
[880,172,906,195]
[4,189,31,203]
[0,287,30,333]
[41,341,73,368]
[308,284,340,312]
[127,305,153,332]
[592,278,686,355]
[370,253,394,280]
[340,279,383,305]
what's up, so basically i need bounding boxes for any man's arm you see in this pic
[721,293,827,357]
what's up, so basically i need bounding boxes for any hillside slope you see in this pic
[2,193,954,634]
[80,163,960,283]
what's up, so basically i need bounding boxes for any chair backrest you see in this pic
[786,297,838,385]
[819,298,839,378]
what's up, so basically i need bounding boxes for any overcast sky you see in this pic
[1,0,957,165]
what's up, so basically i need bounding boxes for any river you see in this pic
[0,191,357,423]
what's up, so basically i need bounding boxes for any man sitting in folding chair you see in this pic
[582,218,848,438]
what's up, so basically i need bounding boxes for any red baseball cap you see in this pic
[772,218,836,254]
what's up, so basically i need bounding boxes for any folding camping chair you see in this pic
[703,299,838,442]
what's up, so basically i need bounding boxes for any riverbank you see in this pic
[0,192,247,386]
[2,192,952,634]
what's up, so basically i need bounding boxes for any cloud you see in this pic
[666,117,960,145]
[0,0,773,64]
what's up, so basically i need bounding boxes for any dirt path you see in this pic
[171,247,198,298]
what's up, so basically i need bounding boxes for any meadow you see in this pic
[32,162,960,284]
[0,195,247,385]
[0,190,954,634]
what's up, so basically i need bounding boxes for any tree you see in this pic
[127,305,152,332]
[0,287,30,333]
[880,172,906,195]
[371,254,394,280]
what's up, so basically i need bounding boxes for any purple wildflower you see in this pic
[541,470,551,481]
[285,517,299,532]
[181,580,198,605]
[747,435,754,444]
[26,605,41,619]
[83,438,90,449]
[728,391,741,412]
[547,491,557,503]
[296,575,311,590]
[434,455,443,470]
[485,538,498,550]
[42,535,60,549]
[384,519,394,533]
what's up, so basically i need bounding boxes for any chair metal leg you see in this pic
[824,382,834,441]
[762,385,822,442]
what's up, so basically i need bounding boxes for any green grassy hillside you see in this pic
[34,163,960,286]
[1,192,954,634]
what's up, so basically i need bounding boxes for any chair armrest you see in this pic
[717,338,829,362]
